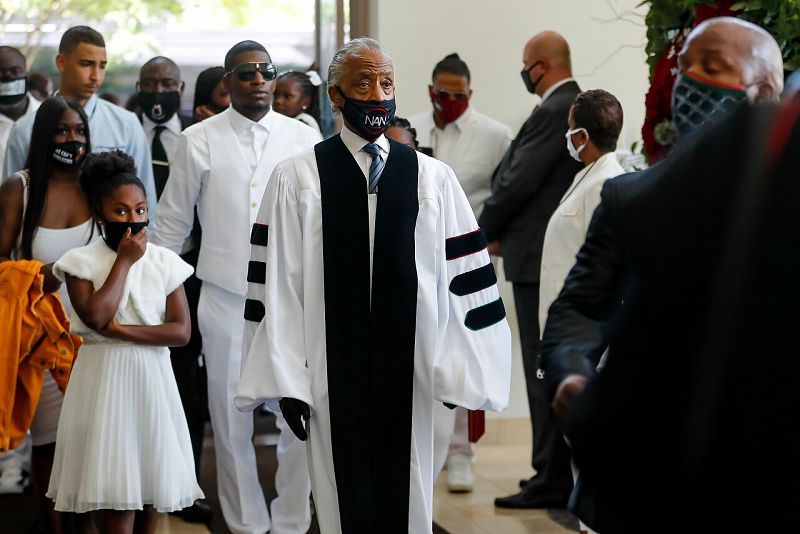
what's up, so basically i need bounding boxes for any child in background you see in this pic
[272,70,322,135]
[47,150,203,533]
[193,66,230,123]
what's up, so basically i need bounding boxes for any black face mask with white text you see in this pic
[337,88,396,141]
[52,141,86,168]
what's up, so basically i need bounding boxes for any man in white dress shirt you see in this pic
[409,53,511,493]
[152,41,321,534]
[0,46,40,177]
[4,26,157,216]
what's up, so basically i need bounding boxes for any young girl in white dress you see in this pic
[47,150,203,533]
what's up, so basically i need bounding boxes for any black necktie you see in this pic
[151,126,169,200]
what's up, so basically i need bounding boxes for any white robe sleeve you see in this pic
[434,169,512,412]
[236,164,314,412]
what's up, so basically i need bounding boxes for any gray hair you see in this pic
[327,37,392,88]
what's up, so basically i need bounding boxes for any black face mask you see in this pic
[337,88,396,141]
[520,61,543,95]
[138,91,181,123]
[99,220,149,252]
[0,76,27,106]
[52,141,86,168]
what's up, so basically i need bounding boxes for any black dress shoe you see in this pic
[171,499,213,524]
[494,490,568,509]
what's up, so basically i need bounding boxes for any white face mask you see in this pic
[565,127,588,162]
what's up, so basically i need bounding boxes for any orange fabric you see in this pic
[0,260,81,452]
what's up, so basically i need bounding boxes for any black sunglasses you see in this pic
[226,62,278,82]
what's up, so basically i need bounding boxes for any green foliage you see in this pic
[642,0,800,78]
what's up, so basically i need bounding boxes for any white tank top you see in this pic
[31,219,98,318]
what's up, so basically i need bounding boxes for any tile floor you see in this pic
[156,417,575,534]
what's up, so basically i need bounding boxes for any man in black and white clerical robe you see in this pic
[237,38,512,534]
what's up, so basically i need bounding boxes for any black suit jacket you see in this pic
[542,103,800,531]
[479,81,582,283]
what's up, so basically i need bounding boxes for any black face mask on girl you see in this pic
[99,220,149,252]
[336,87,396,141]
[52,141,87,168]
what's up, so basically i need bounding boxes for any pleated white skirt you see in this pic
[47,342,204,513]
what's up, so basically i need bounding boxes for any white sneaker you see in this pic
[0,467,30,495]
[446,453,474,493]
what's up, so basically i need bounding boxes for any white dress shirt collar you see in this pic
[540,77,576,104]
[340,122,390,157]
[228,106,274,133]
[142,112,182,137]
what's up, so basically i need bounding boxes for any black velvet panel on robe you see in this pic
[315,136,419,533]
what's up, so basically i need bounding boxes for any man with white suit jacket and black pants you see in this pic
[151,40,321,534]
[479,31,581,509]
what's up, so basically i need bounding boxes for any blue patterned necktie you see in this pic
[362,143,384,194]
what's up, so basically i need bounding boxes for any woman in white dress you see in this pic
[47,150,203,533]
[0,95,99,533]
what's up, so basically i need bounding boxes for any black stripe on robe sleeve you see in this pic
[247,261,266,284]
[449,263,497,296]
[250,223,269,246]
[464,298,506,331]
[445,228,487,260]
[244,299,265,323]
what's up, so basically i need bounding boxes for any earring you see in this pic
[302,105,307,110]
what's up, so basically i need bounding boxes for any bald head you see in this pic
[140,56,180,84]
[521,31,572,97]
[138,56,183,94]
[680,17,783,102]
[525,32,571,71]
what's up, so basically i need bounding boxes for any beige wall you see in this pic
[369,0,650,418]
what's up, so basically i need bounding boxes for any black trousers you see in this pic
[170,247,208,476]
[512,282,573,498]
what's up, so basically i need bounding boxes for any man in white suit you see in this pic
[151,40,321,534]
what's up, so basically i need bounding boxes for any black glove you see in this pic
[280,397,311,441]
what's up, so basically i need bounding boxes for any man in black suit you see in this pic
[540,18,785,530]
[479,31,582,509]
[137,56,211,524]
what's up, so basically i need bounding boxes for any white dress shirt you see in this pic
[142,113,182,162]
[0,93,40,177]
[228,106,273,167]
[540,77,576,104]
[409,106,512,217]
[339,124,390,282]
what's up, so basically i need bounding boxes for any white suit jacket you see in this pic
[539,152,625,331]
[151,108,322,296]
